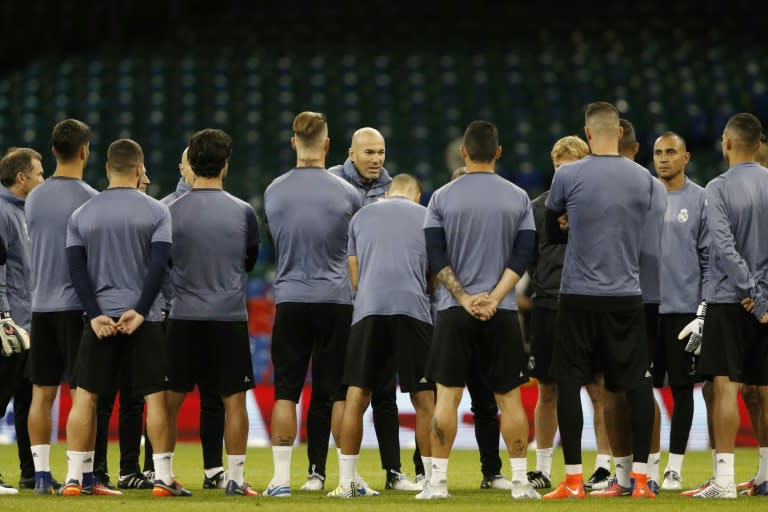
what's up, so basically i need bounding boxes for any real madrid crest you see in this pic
[677,208,689,223]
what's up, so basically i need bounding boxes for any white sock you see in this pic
[632,462,647,477]
[666,452,684,475]
[647,452,660,482]
[228,455,245,486]
[714,452,734,486]
[204,466,225,479]
[31,444,51,472]
[595,453,611,471]
[154,452,174,485]
[272,446,292,485]
[536,447,553,477]
[339,454,358,487]
[615,455,632,488]
[421,457,432,480]
[757,447,768,484]
[65,451,86,483]
[83,451,95,474]
[564,464,582,476]
[430,458,448,487]
[510,457,527,483]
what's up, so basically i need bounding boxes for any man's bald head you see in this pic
[349,127,386,183]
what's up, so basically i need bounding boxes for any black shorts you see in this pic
[26,310,85,387]
[344,314,435,394]
[426,307,529,393]
[166,319,254,396]
[550,294,650,392]
[75,320,167,397]
[528,305,557,382]
[271,302,352,403]
[698,303,768,385]
[655,313,703,388]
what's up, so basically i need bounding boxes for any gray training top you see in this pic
[348,196,431,325]
[25,176,98,312]
[704,162,768,304]
[639,175,668,303]
[168,188,259,321]
[424,172,534,312]
[0,186,32,329]
[546,155,658,296]
[264,167,362,304]
[659,178,710,314]
[66,187,172,321]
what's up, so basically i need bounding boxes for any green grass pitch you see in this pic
[0,443,762,511]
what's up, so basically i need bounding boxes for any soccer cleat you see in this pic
[58,479,82,497]
[631,473,656,499]
[527,470,552,489]
[511,480,542,499]
[543,477,585,499]
[202,470,228,489]
[327,482,357,498]
[681,477,713,496]
[353,476,380,496]
[692,480,736,499]
[745,480,768,496]
[118,472,154,489]
[0,474,18,495]
[415,481,449,499]
[82,482,124,496]
[143,470,156,481]
[385,470,423,491]
[480,474,514,490]
[33,472,55,495]
[585,466,612,490]
[661,469,683,490]
[413,474,427,489]
[93,470,115,489]
[299,469,325,491]
[225,480,259,496]
[152,479,192,497]
[263,481,291,497]
[590,477,631,497]
[737,476,755,492]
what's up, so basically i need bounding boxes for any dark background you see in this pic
[1,1,763,202]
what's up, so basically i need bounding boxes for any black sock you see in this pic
[669,386,694,455]
[556,379,584,466]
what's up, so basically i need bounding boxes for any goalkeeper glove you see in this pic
[678,301,706,355]
[0,311,30,357]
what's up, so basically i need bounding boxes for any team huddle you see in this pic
[0,101,767,501]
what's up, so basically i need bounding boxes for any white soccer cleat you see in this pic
[511,480,542,500]
[661,469,683,491]
[385,470,424,491]
[415,481,449,500]
[353,476,380,497]
[299,472,324,491]
[327,482,356,498]
[693,480,736,499]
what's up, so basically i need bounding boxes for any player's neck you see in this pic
[296,155,325,168]
[727,154,756,166]
[53,163,85,179]
[464,162,494,173]
[192,176,223,189]
[590,139,620,156]
[661,173,685,192]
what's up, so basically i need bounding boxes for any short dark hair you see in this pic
[463,120,499,163]
[188,128,233,178]
[657,131,687,151]
[618,118,637,153]
[725,113,763,150]
[0,148,42,187]
[52,119,91,161]
[107,139,144,173]
[585,101,619,123]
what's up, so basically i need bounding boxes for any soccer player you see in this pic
[164,129,260,497]
[61,138,177,497]
[25,119,97,495]
[647,132,709,491]
[329,173,436,498]
[0,148,44,494]
[591,119,668,497]
[733,133,768,494]
[300,127,417,492]
[693,113,768,498]
[418,120,539,500]
[526,135,614,491]
[262,111,362,497]
[543,102,658,500]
